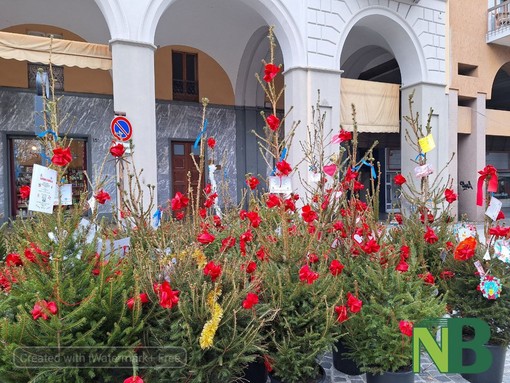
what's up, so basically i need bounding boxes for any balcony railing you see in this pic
[488,0,510,37]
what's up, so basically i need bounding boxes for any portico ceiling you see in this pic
[0,0,110,44]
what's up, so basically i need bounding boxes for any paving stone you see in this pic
[319,348,510,383]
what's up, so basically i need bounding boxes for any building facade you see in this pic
[2,0,501,222]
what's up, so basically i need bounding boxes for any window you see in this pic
[9,136,87,217]
[28,63,64,91]
[172,51,198,101]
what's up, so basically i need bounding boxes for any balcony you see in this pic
[487,0,510,45]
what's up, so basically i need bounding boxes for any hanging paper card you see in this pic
[269,176,292,194]
[485,196,502,221]
[479,275,501,300]
[494,239,510,264]
[418,134,436,153]
[53,184,73,206]
[440,250,447,262]
[323,164,337,177]
[308,171,321,183]
[98,237,131,259]
[454,222,477,242]
[474,260,486,277]
[414,163,434,178]
[28,164,57,214]
[88,196,97,213]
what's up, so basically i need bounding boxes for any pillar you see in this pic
[400,83,453,215]
[458,93,486,221]
[110,39,158,215]
[283,66,342,200]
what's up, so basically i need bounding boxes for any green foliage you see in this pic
[0,207,147,383]
[343,257,446,374]
[130,220,275,383]
[443,236,510,346]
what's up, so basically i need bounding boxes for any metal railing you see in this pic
[488,0,510,36]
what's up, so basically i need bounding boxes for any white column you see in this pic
[457,93,486,221]
[110,39,158,214]
[400,83,453,212]
[283,66,342,200]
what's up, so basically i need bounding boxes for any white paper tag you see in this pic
[269,176,292,194]
[97,237,131,259]
[474,260,486,277]
[353,234,363,244]
[28,164,57,214]
[485,196,502,221]
[54,184,73,206]
[88,196,97,213]
[309,172,321,183]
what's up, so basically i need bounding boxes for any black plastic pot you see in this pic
[332,339,362,375]
[243,358,269,383]
[461,344,507,383]
[366,369,414,383]
[269,364,326,383]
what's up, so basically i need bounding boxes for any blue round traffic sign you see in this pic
[110,116,133,142]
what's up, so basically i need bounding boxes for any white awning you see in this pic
[0,31,111,70]
[341,78,400,133]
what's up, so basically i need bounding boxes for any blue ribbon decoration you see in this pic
[271,147,288,176]
[37,130,58,141]
[152,208,162,229]
[193,119,208,149]
[40,150,51,166]
[361,159,377,179]
[415,153,426,161]
[353,160,377,179]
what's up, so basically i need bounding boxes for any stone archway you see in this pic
[337,6,451,216]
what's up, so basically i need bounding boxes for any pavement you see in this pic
[319,349,510,383]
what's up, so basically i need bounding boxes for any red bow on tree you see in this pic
[476,165,498,206]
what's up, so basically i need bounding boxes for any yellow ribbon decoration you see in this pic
[199,286,223,349]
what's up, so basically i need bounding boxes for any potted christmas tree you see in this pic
[443,164,510,383]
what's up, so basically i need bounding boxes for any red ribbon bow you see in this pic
[476,165,498,206]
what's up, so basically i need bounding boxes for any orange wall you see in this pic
[0,27,235,105]
[450,0,510,99]
[155,45,234,105]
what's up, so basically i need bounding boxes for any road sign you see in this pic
[110,116,133,142]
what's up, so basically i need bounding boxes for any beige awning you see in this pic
[341,78,400,133]
[0,31,111,70]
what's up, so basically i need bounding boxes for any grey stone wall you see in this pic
[0,89,239,220]
[155,102,238,208]
[0,88,116,221]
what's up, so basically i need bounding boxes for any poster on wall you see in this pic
[28,164,57,214]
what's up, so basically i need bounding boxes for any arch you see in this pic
[486,63,510,111]
[235,27,284,107]
[149,0,306,89]
[337,6,426,86]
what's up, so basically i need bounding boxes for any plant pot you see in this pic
[366,370,414,383]
[243,358,269,383]
[332,339,362,375]
[269,364,326,383]
[461,344,507,383]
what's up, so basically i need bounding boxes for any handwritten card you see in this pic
[485,196,502,221]
[28,164,57,214]
[269,176,292,194]
[418,134,436,153]
[54,184,73,206]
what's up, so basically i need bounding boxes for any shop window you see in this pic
[172,51,198,101]
[9,136,87,217]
